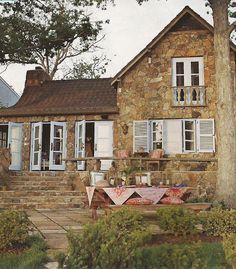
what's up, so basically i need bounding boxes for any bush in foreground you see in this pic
[156,206,199,236]
[0,235,48,269]
[0,210,31,251]
[66,208,151,269]
[200,207,236,236]
[134,242,229,269]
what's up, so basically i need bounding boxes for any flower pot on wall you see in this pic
[149,149,164,158]
[117,150,130,158]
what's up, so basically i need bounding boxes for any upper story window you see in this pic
[172,57,205,106]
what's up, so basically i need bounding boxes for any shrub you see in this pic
[66,208,151,269]
[0,235,48,269]
[222,233,236,269]
[156,206,199,236]
[0,210,31,251]
[134,242,228,269]
[200,207,236,236]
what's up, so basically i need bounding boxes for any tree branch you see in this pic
[229,21,236,35]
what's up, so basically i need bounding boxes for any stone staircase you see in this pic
[0,174,86,209]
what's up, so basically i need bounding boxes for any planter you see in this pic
[117,150,130,158]
[149,149,164,158]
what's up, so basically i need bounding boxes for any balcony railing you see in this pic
[172,86,206,106]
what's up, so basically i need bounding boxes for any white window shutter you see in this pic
[133,121,149,153]
[197,119,215,152]
[163,120,183,154]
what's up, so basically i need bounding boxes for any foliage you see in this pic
[66,208,151,269]
[0,235,48,269]
[0,210,31,251]
[200,207,236,236]
[54,251,66,269]
[63,54,110,79]
[134,242,229,269]
[223,233,236,269]
[156,206,199,237]
[0,0,112,78]
[0,172,9,188]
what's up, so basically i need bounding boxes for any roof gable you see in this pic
[111,6,235,86]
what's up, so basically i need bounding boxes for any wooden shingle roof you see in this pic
[0,78,118,117]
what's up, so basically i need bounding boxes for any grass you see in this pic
[0,235,48,269]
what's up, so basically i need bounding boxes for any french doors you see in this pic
[8,123,23,171]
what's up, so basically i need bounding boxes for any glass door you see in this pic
[8,123,23,171]
[49,122,67,170]
[31,122,42,170]
[75,121,85,170]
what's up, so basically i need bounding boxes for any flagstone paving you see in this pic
[27,208,96,250]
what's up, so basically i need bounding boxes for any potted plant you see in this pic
[0,172,9,191]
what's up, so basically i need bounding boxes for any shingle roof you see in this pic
[0,78,118,117]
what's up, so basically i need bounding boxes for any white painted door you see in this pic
[94,121,113,170]
[75,121,85,170]
[8,122,23,171]
[49,122,67,170]
[31,122,43,170]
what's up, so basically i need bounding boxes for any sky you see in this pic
[0,0,212,95]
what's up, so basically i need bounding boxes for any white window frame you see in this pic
[172,57,204,87]
[183,119,196,153]
[133,118,215,154]
[150,120,163,150]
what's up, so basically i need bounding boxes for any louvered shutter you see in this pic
[133,121,149,153]
[163,120,183,154]
[197,119,215,152]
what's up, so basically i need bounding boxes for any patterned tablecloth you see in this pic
[86,186,168,206]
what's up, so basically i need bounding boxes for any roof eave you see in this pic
[111,6,236,86]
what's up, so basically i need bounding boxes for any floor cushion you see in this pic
[160,196,184,205]
[125,197,153,205]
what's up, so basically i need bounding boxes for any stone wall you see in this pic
[116,29,235,190]
[0,114,118,172]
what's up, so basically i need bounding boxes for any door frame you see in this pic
[49,121,67,171]
[30,122,43,171]
[8,122,23,171]
[75,120,85,170]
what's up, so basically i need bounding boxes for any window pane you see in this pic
[53,152,62,165]
[176,76,184,86]
[191,62,199,74]
[185,141,194,151]
[185,131,194,140]
[176,62,184,74]
[185,121,194,131]
[54,125,63,138]
[153,142,162,149]
[191,75,199,86]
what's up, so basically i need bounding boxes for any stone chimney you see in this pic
[25,67,51,87]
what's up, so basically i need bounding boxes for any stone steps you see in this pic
[1,174,87,209]
[8,175,71,191]
[0,191,86,209]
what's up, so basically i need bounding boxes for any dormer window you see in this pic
[172,57,205,106]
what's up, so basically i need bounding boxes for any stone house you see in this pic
[0,6,234,191]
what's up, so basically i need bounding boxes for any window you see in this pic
[183,120,195,152]
[133,119,214,154]
[172,57,204,87]
[151,121,163,150]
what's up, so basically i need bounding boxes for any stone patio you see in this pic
[27,208,96,250]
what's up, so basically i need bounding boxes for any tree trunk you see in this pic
[210,0,236,207]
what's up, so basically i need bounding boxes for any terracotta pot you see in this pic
[149,149,164,158]
[117,150,130,158]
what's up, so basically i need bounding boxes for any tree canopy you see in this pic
[0,0,112,78]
